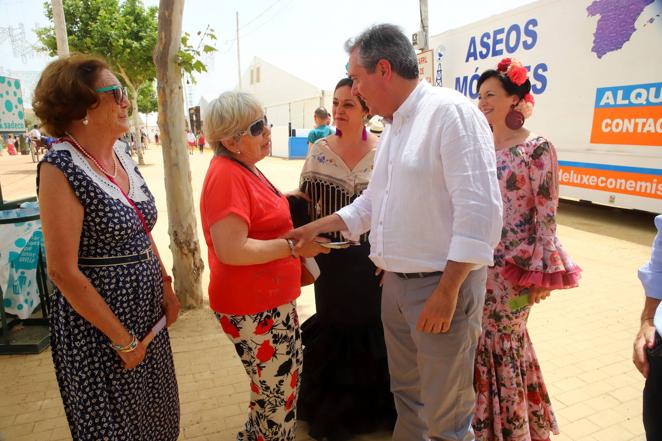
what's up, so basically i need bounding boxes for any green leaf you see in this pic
[35,1,213,95]
[193,60,205,72]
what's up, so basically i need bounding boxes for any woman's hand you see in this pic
[528,287,551,305]
[298,238,331,258]
[163,281,180,327]
[116,340,147,369]
[375,267,385,287]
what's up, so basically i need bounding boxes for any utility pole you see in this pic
[51,0,69,58]
[419,0,429,50]
[236,12,242,89]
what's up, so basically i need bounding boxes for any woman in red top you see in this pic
[196,130,205,153]
[200,91,328,440]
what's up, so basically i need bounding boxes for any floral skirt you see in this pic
[216,301,302,441]
[473,267,559,441]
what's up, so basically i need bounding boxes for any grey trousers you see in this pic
[381,268,487,441]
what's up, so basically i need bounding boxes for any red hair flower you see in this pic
[497,58,512,72]
[507,63,528,86]
[524,93,535,105]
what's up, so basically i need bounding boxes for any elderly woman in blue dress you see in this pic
[34,54,180,440]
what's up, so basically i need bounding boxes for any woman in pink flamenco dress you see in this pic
[473,58,582,441]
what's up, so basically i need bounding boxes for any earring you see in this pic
[335,128,343,137]
[505,105,524,130]
[361,126,368,141]
[235,150,241,154]
[82,116,89,126]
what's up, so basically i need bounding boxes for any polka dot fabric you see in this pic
[38,144,180,440]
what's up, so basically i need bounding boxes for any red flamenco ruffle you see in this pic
[503,236,582,290]
[502,262,581,290]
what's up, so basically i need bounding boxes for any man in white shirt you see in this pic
[29,125,41,140]
[287,24,502,440]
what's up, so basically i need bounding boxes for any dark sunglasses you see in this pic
[95,85,128,104]
[237,115,268,137]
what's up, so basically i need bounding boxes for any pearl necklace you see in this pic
[64,132,118,178]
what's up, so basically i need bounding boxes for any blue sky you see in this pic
[0,0,535,103]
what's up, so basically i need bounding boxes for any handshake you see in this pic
[283,199,355,257]
[282,213,359,256]
[282,223,332,258]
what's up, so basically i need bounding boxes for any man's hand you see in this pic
[283,224,320,249]
[298,238,331,258]
[416,286,460,334]
[416,261,473,334]
[528,287,551,305]
[283,214,349,250]
[633,319,657,378]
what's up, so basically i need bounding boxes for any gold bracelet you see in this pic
[110,335,138,353]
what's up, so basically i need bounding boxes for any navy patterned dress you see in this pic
[38,141,179,441]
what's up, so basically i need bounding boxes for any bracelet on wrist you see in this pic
[110,335,138,353]
[286,239,298,258]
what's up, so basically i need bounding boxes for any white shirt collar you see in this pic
[385,80,429,125]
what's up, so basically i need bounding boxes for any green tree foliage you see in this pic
[178,26,217,84]
[35,0,216,163]
[137,81,158,114]
[36,0,158,163]
[36,0,217,92]
[36,0,157,90]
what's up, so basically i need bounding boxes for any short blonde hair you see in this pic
[203,91,263,156]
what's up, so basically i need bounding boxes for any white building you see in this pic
[240,56,332,132]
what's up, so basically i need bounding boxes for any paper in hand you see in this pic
[142,315,167,347]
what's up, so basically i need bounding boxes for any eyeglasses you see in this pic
[237,115,268,137]
[95,85,128,105]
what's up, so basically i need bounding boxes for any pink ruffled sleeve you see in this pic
[502,138,582,290]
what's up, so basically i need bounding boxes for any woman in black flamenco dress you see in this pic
[291,78,396,441]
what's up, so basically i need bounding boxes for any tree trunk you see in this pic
[130,92,145,166]
[117,66,145,166]
[51,0,70,58]
[154,0,204,309]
